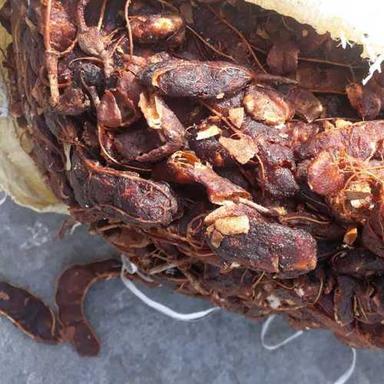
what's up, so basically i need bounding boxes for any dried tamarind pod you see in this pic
[56,259,122,356]
[204,202,317,277]
[68,149,179,226]
[0,282,61,344]
[307,148,383,223]
[162,150,251,204]
[140,59,253,99]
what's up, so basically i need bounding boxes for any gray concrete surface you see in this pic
[0,196,383,384]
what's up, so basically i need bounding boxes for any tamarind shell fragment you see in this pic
[0,282,61,344]
[55,259,122,356]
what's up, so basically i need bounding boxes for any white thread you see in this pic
[334,348,356,384]
[120,256,220,321]
[261,315,304,351]
[0,191,7,206]
[261,315,357,384]
[69,222,82,236]
[122,255,155,283]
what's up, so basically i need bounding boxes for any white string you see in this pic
[261,315,357,384]
[120,256,220,321]
[122,255,155,283]
[69,222,82,235]
[0,191,7,206]
[334,348,357,384]
[261,315,304,351]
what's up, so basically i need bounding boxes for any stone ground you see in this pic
[0,197,383,384]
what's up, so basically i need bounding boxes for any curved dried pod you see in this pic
[0,282,61,344]
[56,259,122,356]
[204,202,317,277]
[130,14,185,47]
[163,150,251,204]
[140,59,253,99]
[68,149,179,226]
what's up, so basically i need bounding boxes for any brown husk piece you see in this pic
[55,259,122,356]
[0,282,61,344]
